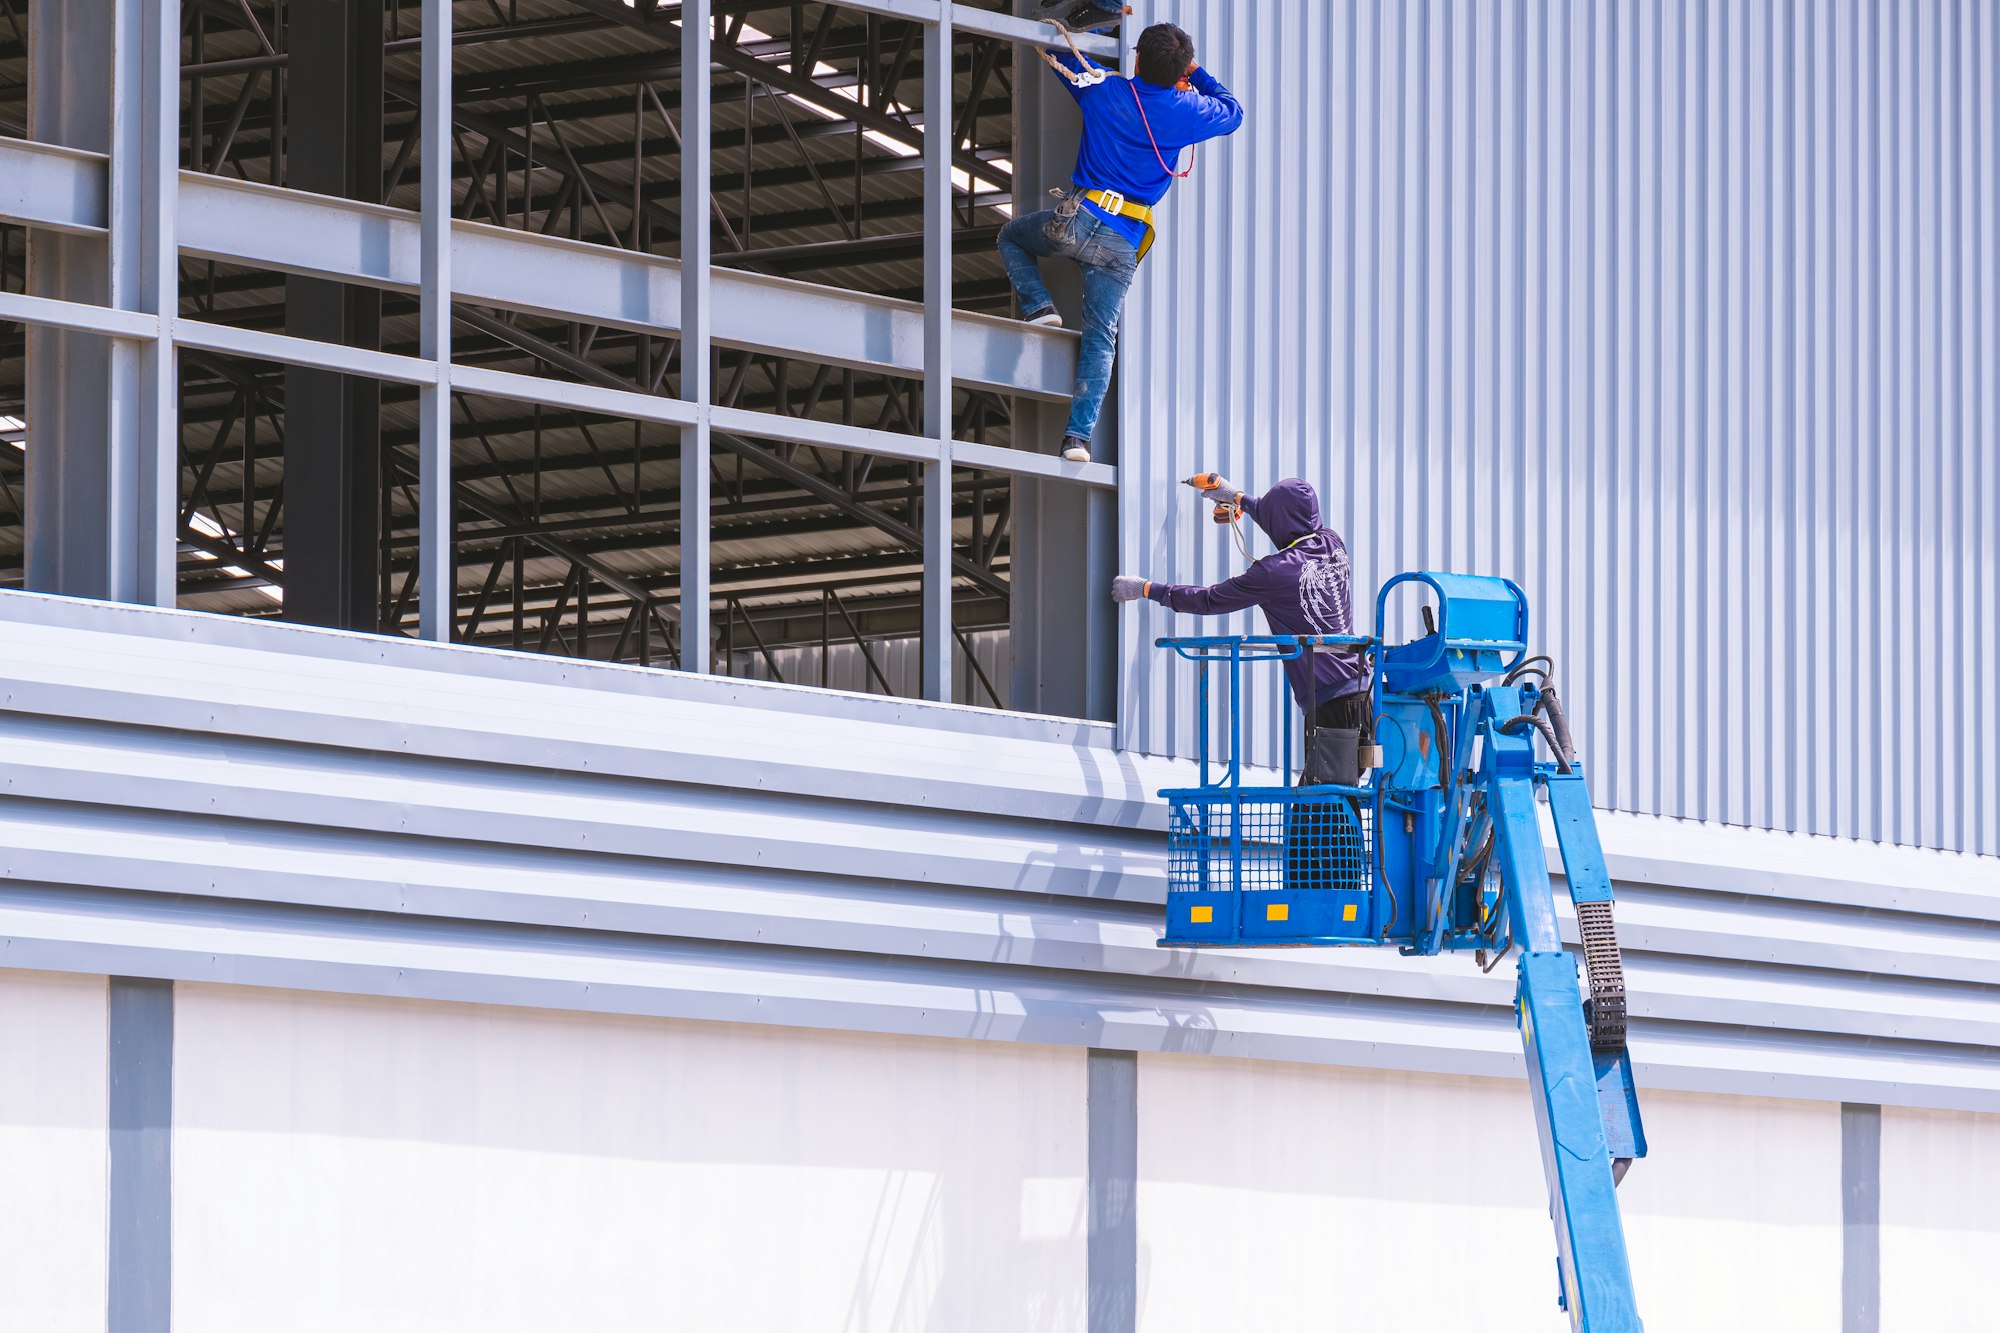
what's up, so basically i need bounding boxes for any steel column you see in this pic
[1086,1048,1138,1333]
[24,0,131,600]
[1842,1103,1882,1333]
[125,0,180,607]
[680,0,714,672]
[920,10,954,702]
[417,0,452,641]
[107,977,173,1333]
[1007,2,1115,720]
[282,0,387,629]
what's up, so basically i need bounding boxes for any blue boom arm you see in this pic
[1472,683,1646,1330]
[1155,571,1647,1331]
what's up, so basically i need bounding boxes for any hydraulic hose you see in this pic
[1536,685,1579,769]
[1503,654,1553,687]
[1372,794,1401,939]
[1425,696,1453,790]
[1498,712,1572,773]
[1460,820,1495,893]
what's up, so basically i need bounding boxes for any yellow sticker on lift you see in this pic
[1342,904,1358,922]
[1189,905,1213,924]
[1267,903,1289,922]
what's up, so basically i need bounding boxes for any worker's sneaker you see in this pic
[1023,307,1063,328]
[1060,436,1092,463]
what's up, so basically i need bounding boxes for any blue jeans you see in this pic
[997,208,1139,444]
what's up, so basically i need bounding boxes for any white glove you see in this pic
[1111,575,1152,603]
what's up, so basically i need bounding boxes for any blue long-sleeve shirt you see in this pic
[1049,54,1244,250]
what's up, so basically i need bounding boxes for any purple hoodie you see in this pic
[1146,478,1370,708]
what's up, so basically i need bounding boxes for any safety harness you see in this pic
[1039,21,1196,263]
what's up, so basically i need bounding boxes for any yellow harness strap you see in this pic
[1039,23,1167,262]
[1082,188,1158,262]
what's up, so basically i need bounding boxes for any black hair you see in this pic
[1134,23,1196,89]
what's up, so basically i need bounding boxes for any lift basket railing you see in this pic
[1156,634,1379,947]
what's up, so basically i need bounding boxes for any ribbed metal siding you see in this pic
[2,592,1997,1112]
[1119,0,1998,855]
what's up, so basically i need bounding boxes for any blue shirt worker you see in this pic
[998,23,1244,464]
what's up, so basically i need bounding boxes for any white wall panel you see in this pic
[1615,1090,1841,1332]
[0,968,106,1333]
[1881,1105,2000,1333]
[1137,1055,1842,1333]
[172,985,1086,1333]
[1136,1054,1560,1332]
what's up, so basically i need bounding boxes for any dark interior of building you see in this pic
[0,1,1092,706]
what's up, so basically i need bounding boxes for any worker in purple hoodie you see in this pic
[1113,474,1373,782]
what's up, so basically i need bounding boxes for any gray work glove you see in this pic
[1182,472,1242,503]
[1111,575,1152,604]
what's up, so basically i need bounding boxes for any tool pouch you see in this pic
[1046,187,1083,243]
[1302,728,1362,787]
[1300,643,1363,786]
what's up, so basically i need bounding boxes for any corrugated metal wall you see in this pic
[3,592,1996,1113]
[1119,0,1998,856]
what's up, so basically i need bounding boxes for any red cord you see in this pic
[1128,78,1194,180]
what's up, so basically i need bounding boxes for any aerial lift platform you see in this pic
[1157,572,1647,1332]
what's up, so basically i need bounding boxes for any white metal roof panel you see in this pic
[1,591,1995,1111]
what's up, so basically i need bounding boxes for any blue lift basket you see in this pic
[1158,571,1532,949]
[1151,571,1650,1333]
[1156,634,1380,947]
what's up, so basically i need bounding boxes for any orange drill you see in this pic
[1184,473,1242,525]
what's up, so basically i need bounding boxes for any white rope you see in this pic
[1040,19,1108,87]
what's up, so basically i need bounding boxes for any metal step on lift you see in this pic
[1156,572,1648,1332]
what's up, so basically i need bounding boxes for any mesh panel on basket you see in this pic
[1168,792,1372,895]
[1283,793,1372,893]
[1165,799,1207,893]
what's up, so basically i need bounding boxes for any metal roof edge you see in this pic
[3,885,1993,1114]
[0,589,1114,746]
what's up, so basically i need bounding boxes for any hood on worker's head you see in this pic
[1243,478,1322,547]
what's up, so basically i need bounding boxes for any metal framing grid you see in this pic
[0,0,1123,705]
